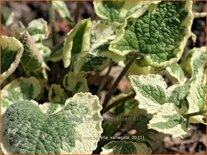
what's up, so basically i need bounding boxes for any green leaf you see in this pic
[94,1,158,22]
[48,84,68,104]
[20,32,48,79]
[36,43,51,62]
[78,54,110,72]
[1,76,41,114]
[2,93,103,154]
[52,0,73,23]
[63,72,89,94]
[1,6,15,27]
[101,141,152,154]
[63,19,92,68]
[74,21,120,72]
[148,103,190,138]
[166,63,187,84]
[167,84,190,110]
[1,36,24,83]
[187,68,206,124]
[181,46,206,80]
[110,1,193,67]
[27,18,49,42]
[129,74,167,114]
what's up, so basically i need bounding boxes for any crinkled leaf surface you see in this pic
[63,19,92,68]
[110,1,193,67]
[1,36,24,83]
[2,93,103,154]
[48,84,68,104]
[166,63,187,84]
[101,141,152,154]
[63,72,89,94]
[27,18,49,42]
[148,103,190,138]
[1,77,41,114]
[129,74,167,114]
[94,0,158,22]
[52,0,73,23]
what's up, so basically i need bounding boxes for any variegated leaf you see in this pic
[1,76,41,114]
[1,36,24,83]
[2,93,103,154]
[110,1,193,68]
[129,74,167,114]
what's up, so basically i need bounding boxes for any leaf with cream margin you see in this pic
[1,36,24,84]
[181,46,206,80]
[166,63,187,84]
[48,84,68,104]
[1,77,41,114]
[110,1,193,68]
[63,72,89,94]
[148,103,190,138]
[27,18,51,61]
[36,43,51,61]
[167,83,190,113]
[74,21,121,72]
[94,0,159,22]
[20,32,48,79]
[187,68,206,124]
[2,93,103,154]
[63,19,92,68]
[101,141,152,154]
[129,74,167,114]
[52,0,73,23]
[27,18,49,42]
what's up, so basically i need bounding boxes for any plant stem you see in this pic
[101,91,135,114]
[97,64,113,96]
[102,52,142,109]
[183,110,206,118]
[74,1,81,24]
[48,0,56,46]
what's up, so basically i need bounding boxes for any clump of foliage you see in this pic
[1,1,206,154]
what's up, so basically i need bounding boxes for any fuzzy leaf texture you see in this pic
[129,74,167,114]
[2,93,103,154]
[130,74,191,137]
[109,1,193,67]
[1,77,41,114]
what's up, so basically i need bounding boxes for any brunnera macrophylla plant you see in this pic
[0,0,206,154]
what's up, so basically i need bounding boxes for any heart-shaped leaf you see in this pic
[109,1,193,68]
[2,93,103,154]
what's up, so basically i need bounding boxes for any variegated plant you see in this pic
[1,1,206,154]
